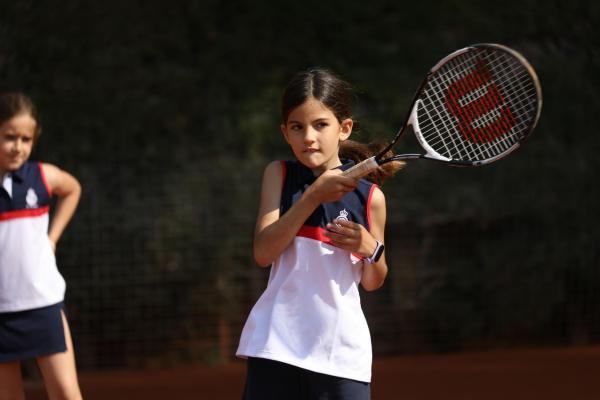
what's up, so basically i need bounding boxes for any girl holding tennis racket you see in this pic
[237,69,401,400]
[0,92,83,399]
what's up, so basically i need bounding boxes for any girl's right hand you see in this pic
[306,169,358,204]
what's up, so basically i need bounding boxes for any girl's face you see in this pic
[281,97,352,175]
[0,113,37,176]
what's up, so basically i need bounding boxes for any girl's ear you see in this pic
[339,118,353,142]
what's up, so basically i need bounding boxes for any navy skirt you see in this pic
[0,302,67,363]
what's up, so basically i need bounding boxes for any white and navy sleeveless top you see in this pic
[237,160,378,382]
[0,161,66,312]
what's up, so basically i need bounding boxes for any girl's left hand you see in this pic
[325,219,378,258]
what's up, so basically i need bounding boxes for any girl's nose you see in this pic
[303,128,316,144]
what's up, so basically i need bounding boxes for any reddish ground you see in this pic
[24,346,600,400]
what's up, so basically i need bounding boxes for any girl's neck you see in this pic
[308,156,343,176]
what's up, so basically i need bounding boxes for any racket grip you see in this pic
[342,157,379,179]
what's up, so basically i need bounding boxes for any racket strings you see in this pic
[418,48,539,162]
[428,55,531,158]
[430,53,536,159]
[425,73,533,160]
[422,57,498,160]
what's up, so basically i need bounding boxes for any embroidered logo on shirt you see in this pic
[335,208,350,224]
[25,188,39,208]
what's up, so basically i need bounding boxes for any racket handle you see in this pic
[342,157,379,179]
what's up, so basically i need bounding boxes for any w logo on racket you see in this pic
[445,58,516,144]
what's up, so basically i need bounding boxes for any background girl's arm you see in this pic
[253,161,358,267]
[325,187,388,291]
[42,163,81,250]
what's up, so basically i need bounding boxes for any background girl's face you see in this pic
[281,97,352,174]
[0,113,37,175]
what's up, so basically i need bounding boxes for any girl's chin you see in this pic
[5,161,25,171]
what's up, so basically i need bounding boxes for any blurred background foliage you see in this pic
[1,0,598,369]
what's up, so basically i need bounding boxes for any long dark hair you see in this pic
[0,92,41,140]
[281,68,403,185]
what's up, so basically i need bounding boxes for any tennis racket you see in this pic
[343,43,542,179]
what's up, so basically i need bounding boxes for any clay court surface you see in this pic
[24,346,600,399]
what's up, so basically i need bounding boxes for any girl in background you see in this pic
[237,68,402,400]
[0,92,83,400]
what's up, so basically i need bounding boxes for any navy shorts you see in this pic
[0,302,67,363]
[242,357,370,400]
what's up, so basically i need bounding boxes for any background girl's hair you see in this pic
[0,92,41,139]
[281,68,404,185]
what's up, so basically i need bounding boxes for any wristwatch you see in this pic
[365,241,384,264]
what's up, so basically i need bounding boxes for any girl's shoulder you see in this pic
[263,160,284,180]
[38,163,80,196]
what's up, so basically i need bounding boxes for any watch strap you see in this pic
[365,240,384,264]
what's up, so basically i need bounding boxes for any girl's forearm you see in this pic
[361,260,388,291]
[253,187,320,267]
